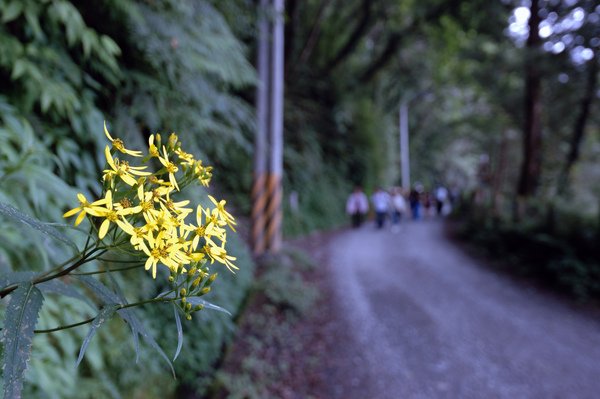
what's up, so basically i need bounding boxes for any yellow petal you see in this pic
[98,219,110,239]
[104,121,114,141]
[208,195,218,207]
[105,146,116,170]
[137,185,145,201]
[105,190,112,205]
[116,219,134,235]
[63,207,80,218]
[74,211,87,226]
[169,173,179,191]
[121,174,137,186]
[144,256,153,271]
[124,148,143,157]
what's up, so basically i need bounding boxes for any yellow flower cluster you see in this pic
[64,123,237,289]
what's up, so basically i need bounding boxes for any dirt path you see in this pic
[313,220,600,399]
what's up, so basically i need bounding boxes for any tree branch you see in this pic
[359,0,462,83]
[323,0,374,73]
[297,0,336,65]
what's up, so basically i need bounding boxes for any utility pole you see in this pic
[399,102,410,191]
[251,0,270,256]
[252,0,284,255]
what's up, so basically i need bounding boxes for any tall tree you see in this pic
[517,0,543,201]
[557,53,598,195]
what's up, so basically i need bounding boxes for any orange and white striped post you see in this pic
[252,0,284,255]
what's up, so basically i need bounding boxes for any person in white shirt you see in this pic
[371,187,390,229]
[435,185,448,216]
[346,186,369,228]
[391,187,407,227]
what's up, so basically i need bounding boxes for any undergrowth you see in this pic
[208,248,320,399]
[457,204,600,302]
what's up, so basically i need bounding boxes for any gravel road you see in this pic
[319,220,600,399]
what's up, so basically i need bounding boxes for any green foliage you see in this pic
[84,0,256,162]
[257,254,319,315]
[1,283,44,399]
[458,203,600,301]
[0,202,78,253]
[210,249,319,398]
[0,0,257,397]
[347,97,392,190]
[283,168,349,237]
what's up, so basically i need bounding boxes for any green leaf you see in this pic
[81,30,95,58]
[186,297,231,316]
[37,279,96,310]
[124,307,175,377]
[173,304,183,361]
[40,89,52,113]
[11,59,27,80]
[76,276,175,376]
[76,305,117,367]
[2,1,23,23]
[104,272,140,360]
[1,283,45,399]
[24,9,44,40]
[100,35,121,56]
[0,201,78,252]
[0,271,38,290]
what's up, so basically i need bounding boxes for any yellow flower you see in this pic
[167,132,179,149]
[116,218,150,253]
[175,148,195,167]
[63,193,109,226]
[203,207,228,239]
[187,205,207,250]
[114,196,143,216]
[135,185,155,214]
[148,134,160,158]
[194,160,212,187]
[208,195,236,231]
[188,251,206,263]
[148,175,172,188]
[104,121,143,157]
[142,230,190,278]
[92,190,132,239]
[143,207,181,236]
[158,146,180,191]
[203,243,237,272]
[159,191,192,219]
[104,146,151,187]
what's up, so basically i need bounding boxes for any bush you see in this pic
[458,203,600,301]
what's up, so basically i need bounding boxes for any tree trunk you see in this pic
[557,54,598,196]
[516,0,542,205]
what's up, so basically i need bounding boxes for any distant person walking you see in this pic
[409,187,421,220]
[346,186,369,228]
[371,187,390,229]
[423,191,433,218]
[435,185,448,216]
[391,187,407,230]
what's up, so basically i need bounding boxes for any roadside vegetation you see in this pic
[456,200,600,302]
[0,0,599,397]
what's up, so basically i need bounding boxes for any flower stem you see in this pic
[0,247,106,298]
[71,263,144,276]
[34,297,176,334]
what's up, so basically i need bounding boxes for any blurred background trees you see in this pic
[280,0,599,232]
[0,0,599,397]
